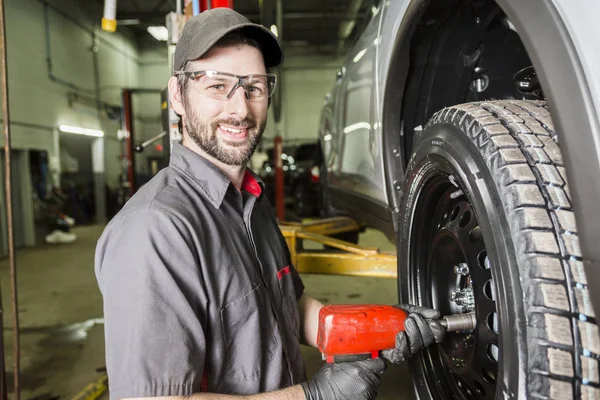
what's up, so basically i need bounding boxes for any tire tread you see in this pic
[426,100,598,398]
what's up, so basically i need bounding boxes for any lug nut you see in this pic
[454,263,470,275]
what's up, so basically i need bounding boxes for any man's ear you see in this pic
[168,76,186,116]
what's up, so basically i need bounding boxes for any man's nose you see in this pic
[225,86,250,118]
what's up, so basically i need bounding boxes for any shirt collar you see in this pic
[242,169,263,197]
[169,143,263,208]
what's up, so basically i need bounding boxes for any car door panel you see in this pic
[334,2,386,203]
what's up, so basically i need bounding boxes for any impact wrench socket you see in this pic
[438,312,477,332]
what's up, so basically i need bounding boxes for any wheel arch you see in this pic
[381,0,600,315]
[380,0,429,214]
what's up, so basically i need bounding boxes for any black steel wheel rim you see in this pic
[410,171,499,399]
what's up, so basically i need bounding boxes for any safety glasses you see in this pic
[175,70,277,101]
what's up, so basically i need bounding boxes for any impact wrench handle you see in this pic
[317,306,478,363]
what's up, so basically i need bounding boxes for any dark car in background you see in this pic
[258,141,322,218]
[287,142,322,217]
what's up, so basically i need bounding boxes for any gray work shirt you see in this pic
[95,144,306,399]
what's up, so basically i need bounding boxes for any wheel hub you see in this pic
[450,286,475,312]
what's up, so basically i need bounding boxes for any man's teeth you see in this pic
[221,126,246,134]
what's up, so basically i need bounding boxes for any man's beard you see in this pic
[184,104,266,166]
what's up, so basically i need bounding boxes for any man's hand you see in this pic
[381,304,445,364]
[300,358,386,400]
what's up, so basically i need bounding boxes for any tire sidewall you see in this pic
[398,123,527,399]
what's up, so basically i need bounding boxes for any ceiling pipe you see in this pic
[102,0,117,32]
[276,0,282,41]
[337,0,363,48]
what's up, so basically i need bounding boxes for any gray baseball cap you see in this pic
[173,8,283,71]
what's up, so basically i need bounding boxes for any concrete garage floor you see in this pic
[0,224,416,400]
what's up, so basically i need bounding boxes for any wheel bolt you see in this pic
[454,263,470,275]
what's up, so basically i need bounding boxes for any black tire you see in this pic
[397,100,598,399]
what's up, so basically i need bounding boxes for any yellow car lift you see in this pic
[279,217,397,278]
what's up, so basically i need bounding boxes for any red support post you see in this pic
[200,0,233,11]
[274,135,285,221]
[122,89,136,196]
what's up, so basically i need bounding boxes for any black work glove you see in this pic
[300,358,386,400]
[380,304,445,364]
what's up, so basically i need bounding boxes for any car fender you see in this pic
[378,0,428,214]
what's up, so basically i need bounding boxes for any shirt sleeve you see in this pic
[290,262,305,301]
[95,206,206,398]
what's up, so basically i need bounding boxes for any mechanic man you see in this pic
[95,8,444,400]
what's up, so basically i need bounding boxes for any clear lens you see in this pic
[186,71,276,101]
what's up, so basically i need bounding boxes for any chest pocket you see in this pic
[278,267,300,339]
[220,283,278,383]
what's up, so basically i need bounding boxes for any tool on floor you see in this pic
[317,304,477,363]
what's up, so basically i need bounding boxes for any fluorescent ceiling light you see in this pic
[59,125,104,137]
[270,24,278,37]
[147,26,169,41]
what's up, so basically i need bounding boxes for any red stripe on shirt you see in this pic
[242,170,262,197]
[277,265,291,280]
[201,369,208,392]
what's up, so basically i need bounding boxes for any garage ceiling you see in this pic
[99,0,376,53]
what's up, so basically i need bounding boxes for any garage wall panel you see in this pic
[279,47,345,144]
[130,48,170,176]
[1,0,153,192]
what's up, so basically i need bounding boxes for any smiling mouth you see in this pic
[218,124,251,141]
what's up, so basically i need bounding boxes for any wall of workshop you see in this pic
[134,46,171,178]
[0,0,175,250]
[262,46,345,147]
[1,0,164,192]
